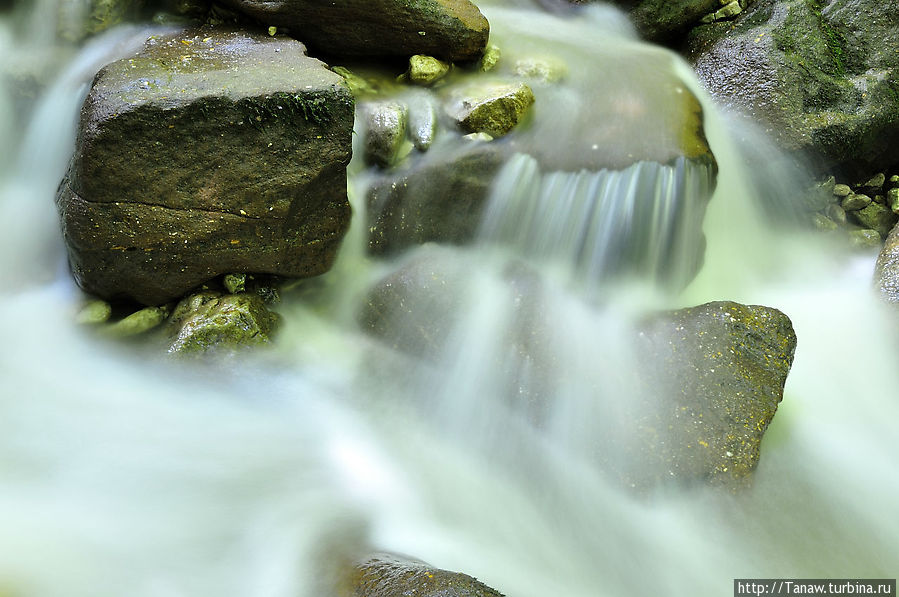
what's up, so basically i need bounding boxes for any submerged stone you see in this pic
[56,29,354,306]
[166,291,279,354]
[216,0,490,62]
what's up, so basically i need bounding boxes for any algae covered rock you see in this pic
[446,81,535,137]
[407,55,451,86]
[337,553,505,597]
[166,291,279,354]
[56,28,354,306]
[216,0,490,62]
[688,0,899,175]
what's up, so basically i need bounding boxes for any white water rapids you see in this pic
[0,2,897,597]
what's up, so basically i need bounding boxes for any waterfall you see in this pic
[1,2,898,597]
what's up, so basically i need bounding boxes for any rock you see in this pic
[223,273,246,294]
[362,254,796,490]
[75,299,112,325]
[479,44,501,72]
[824,203,847,226]
[360,246,468,356]
[332,66,378,98]
[367,145,506,254]
[55,29,354,306]
[813,213,838,232]
[888,188,899,215]
[103,306,169,338]
[832,183,852,197]
[841,193,871,212]
[407,55,451,86]
[688,0,899,176]
[446,81,535,137]
[337,553,505,597]
[513,57,568,83]
[166,291,279,354]
[406,93,439,151]
[890,174,899,187]
[861,172,886,191]
[631,301,797,490]
[875,223,899,302]
[851,202,897,238]
[216,0,489,62]
[362,101,410,168]
[57,0,145,40]
[849,228,882,249]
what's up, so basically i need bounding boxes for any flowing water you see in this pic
[1,2,897,597]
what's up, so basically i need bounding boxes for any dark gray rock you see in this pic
[216,0,490,62]
[337,553,505,597]
[367,145,506,255]
[688,0,899,176]
[56,29,354,305]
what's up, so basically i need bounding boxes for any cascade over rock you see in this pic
[360,248,797,490]
[687,0,899,176]
[215,0,490,62]
[56,28,354,305]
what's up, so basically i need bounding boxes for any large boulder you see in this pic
[631,301,797,490]
[215,0,490,62]
[56,29,354,305]
[688,0,899,176]
[337,554,505,597]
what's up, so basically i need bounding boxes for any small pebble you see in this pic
[75,299,111,325]
[103,306,169,338]
[224,273,246,294]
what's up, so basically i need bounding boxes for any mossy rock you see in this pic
[446,81,536,138]
[166,291,279,354]
[875,222,899,302]
[688,0,899,176]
